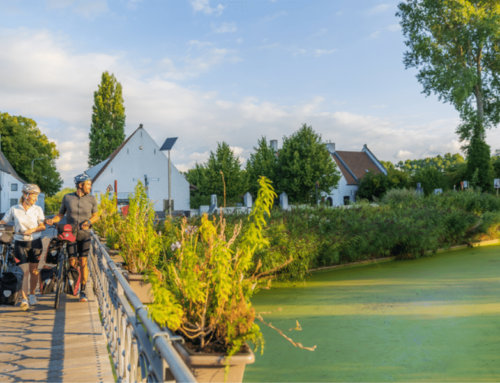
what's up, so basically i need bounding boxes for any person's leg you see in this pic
[79,257,88,287]
[27,238,42,297]
[67,240,78,268]
[29,263,38,295]
[14,242,30,307]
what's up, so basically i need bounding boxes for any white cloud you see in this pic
[387,24,401,32]
[46,0,108,17]
[189,0,224,16]
[126,0,144,10]
[368,4,391,15]
[0,27,477,188]
[236,38,243,44]
[212,22,237,34]
[369,30,380,39]
[395,150,413,159]
[371,105,387,108]
[259,11,287,22]
[314,49,336,57]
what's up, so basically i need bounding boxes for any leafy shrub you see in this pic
[382,188,421,207]
[412,167,448,196]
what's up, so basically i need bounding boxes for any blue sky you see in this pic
[1,0,496,187]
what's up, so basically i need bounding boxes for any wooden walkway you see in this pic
[0,239,114,382]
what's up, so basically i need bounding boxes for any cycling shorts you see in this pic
[67,230,91,259]
[14,237,43,265]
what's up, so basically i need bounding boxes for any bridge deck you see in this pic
[0,239,114,382]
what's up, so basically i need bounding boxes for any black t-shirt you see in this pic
[59,192,98,227]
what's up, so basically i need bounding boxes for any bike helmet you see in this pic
[22,184,41,194]
[74,172,91,185]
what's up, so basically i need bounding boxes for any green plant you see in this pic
[148,177,315,371]
[112,181,162,273]
[94,192,120,249]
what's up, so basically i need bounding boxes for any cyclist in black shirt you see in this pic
[45,173,99,302]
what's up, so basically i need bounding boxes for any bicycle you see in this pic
[45,223,76,309]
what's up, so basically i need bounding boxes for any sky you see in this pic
[1,0,500,188]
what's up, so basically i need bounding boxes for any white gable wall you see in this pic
[0,172,24,214]
[323,174,358,206]
[91,128,190,211]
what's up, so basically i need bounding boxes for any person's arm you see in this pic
[24,222,46,236]
[45,213,64,226]
[46,195,66,225]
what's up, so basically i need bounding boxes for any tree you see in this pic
[0,112,63,196]
[245,137,278,195]
[357,169,411,200]
[184,163,211,209]
[465,131,494,191]
[412,167,448,196]
[397,1,500,142]
[204,142,247,202]
[275,124,341,203]
[396,153,465,173]
[88,71,126,167]
[380,161,395,171]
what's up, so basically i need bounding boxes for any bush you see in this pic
[412,167,448,196]
[382,188,421,207]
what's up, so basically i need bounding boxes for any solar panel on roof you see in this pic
[160,137,178,151]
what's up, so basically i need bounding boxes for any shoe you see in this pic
[20,299,30,311]
[29,295,37,306]
[79,291,88,302]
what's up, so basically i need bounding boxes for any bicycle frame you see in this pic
[54,242,68,309]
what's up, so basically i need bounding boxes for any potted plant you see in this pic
[147,177,315,382]
[110,181,162,303]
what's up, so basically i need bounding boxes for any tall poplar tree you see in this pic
[88,71,126,167]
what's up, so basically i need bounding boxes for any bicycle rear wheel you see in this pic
[54,254,65,309]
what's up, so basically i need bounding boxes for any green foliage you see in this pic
[246,137,278,196]
[0,112,63,196]
[412,167,448,196]
[112,181,162,274]
[185,163,210,209]
[45,187,76,214]
[276,124,341,203]
[395,153,465,173]
[357,169,411,201]
[380,161,395,171]
[466,133,494,191]
[381,188,421,207]
[93,192,120,249]
[204,141,247,203]
[148,177,281,358]
[89,71,126,167]
[397,1,500,141]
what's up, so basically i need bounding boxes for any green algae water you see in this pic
[244,245,500,382]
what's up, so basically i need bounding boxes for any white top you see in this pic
[3,204,45,241]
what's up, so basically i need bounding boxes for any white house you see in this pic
[0,151,45,215]
[86,125,190,212]
[323,142,387,206]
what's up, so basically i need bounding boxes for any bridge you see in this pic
[0,234,197,383]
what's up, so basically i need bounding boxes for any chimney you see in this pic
[326,140,336,154]
[270,140,278,151]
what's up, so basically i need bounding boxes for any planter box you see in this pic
[173,342,255,383]
[124,273,153,304]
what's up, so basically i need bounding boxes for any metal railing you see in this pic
[89,232,197,383]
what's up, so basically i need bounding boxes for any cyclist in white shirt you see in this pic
[0,184,45,310]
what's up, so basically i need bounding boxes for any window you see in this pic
[326,197,333,206]
[111,168,113,174]
[343,196,350,206]
[154,149,156,155]
[127,149,129,154]
[11,183,18,191]
[10,198,17,207]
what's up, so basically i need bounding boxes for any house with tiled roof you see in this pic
[324,142,387,206]
[86,125,190,212]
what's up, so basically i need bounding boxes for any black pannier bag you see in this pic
[0,225,15,245]
[40,267,56,294]
[64,266,80,296]
[45,238,62,265]
[0,264,23,305]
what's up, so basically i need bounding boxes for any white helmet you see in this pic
[22,184,41,194]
